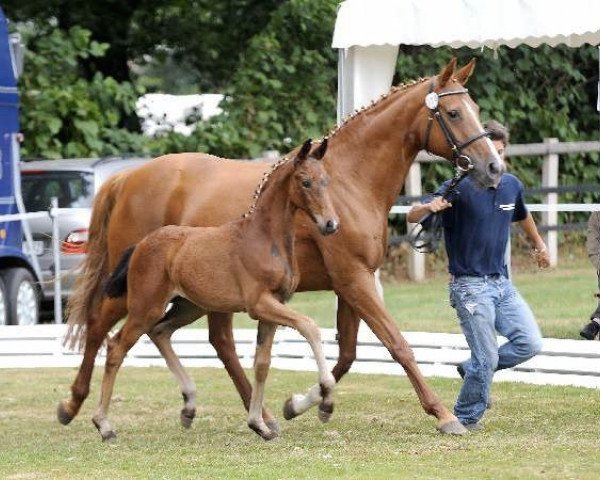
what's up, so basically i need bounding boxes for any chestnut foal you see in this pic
[94,139,338,441]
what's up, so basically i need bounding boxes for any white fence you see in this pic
[2,325,599,389]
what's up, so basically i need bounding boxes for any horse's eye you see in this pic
[447,109,460,120]
[302,180,312,188]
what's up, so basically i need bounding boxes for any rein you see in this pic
[422,79,490,173]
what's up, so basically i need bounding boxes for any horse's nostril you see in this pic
[488,161,501,175]
[325,219,339,234]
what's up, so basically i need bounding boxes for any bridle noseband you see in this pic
[422,80,490,174]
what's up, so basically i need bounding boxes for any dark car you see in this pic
[20,157,149,319]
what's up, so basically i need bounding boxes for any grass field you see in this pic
[0,367,599,479]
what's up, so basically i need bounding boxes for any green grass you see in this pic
[0,367,598,479]
[228,260,597,339]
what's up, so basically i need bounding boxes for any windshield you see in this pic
[21,171,94,211]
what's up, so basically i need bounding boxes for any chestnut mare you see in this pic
[60,58,504,436]
[93,139,338,441]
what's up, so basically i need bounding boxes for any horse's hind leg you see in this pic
[148,297,206,428]
[247,321,278,440]
[57,297,127,425]
[208,312,280,433]
[283,297,360,420]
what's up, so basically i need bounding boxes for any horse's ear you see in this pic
[295,139,312,165]
[312,138,328,160]
[455,58,476,86]
[438,57,457,88]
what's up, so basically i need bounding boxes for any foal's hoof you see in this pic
[318,403,334,424]
[283,397,298,421]
[248,422,279,441]
[180,407,196,429]
[436,420,468,435]
[101,430,118,442]
[57,401,74,426]
[265,418,282,435]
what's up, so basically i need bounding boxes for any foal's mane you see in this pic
[242,76,429,219]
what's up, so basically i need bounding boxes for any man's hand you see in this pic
[427,197,452,213]
[532,245,550,269]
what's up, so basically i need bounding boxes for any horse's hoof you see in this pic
[248,422,279,441]
[283,398,298,421]
[57,401,74,426]
[180,408,196,429]
[318,403,334,424]
[265,418,281,435]
[436,420,468,435]
[101,430,117,442]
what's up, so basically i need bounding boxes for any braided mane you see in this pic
[242,76,429,219]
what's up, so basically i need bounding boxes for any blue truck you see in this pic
[0,7,42,325]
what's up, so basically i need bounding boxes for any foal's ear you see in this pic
[438,57,457,88]
[312,138,328,160]
[295,139,312,166]
[455,58,476,85]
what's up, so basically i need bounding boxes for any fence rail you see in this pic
[1,325,599,389]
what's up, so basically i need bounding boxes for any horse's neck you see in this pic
[327,83,426,211]
[244,165,297,262]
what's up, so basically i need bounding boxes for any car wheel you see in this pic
[0,278,8,325]
[2,268,40,325]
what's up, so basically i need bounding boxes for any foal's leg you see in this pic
[92,319,149,441]
[148,298,206,428]
[337,272,466,435]
[57,297,127,425]
[250,294,335,423]
[208,312,280,433]
[247,322,279,440]
[283,297,360,420]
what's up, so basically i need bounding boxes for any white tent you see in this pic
[333,0,600,120]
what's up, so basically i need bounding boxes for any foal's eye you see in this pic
[302,180,312,188]
[447,109,460,120]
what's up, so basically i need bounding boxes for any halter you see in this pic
[422,79,490,174]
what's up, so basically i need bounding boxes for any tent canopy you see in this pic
[333,0,600,119]
[333,0,600,49]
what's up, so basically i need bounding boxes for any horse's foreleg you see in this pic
[58,297,127,425]
[208,312,279,433]
[247,322,279,440]
[148,298,206,428]
[338,272,467,435]
[250,295,335,425]
[283,297,360,420]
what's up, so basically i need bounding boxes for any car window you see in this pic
[21,171,94,211]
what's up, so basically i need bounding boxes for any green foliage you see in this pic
[17,22,147,159]
[151,0,339,159]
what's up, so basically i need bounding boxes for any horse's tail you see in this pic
[63,172,128,351]
[104,246,135,298]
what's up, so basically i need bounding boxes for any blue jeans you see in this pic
[449,275,543,425]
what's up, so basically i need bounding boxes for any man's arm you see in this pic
[517,213,549,268]
[407,196,452,223]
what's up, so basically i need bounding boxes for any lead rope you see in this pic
[407,169,468,253]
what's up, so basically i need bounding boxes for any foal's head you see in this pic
[290,139,339,236]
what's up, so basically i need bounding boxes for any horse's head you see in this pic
[420,58,505,188]
[290,139,339,236]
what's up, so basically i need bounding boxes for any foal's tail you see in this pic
[63,173,128,350]
[104,246,135,298]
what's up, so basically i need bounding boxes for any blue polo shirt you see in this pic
[433,173,528,277]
